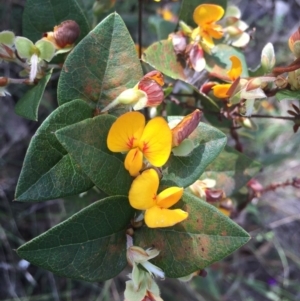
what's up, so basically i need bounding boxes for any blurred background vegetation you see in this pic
[1,0,300,300]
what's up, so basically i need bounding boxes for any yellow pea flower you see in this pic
[191,4,224,50]
[212,55,242,98]
[129,169,188,228]
[107,112,172,176]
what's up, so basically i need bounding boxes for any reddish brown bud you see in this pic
[171,109,202,147]
[247,179,264,197]
[44,20,80,49]
[0,77,8,87]
[205,188,225,204]
[138,78,164,107]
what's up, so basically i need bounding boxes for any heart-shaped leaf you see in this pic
[178,0,227,27]
[200,146,262,196]
[17,195,134,282]
[163,121,227,188]
[15,99,94,202]
[58,13,143,113]
[15,70,53,121]
[55,115,132,196]
[134,192,250,278]
[22,0,90,43]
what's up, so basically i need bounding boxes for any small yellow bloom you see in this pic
[129,169,188,228]
[191,4,224,49]
[107,112,172,176]
[212,55,242,98]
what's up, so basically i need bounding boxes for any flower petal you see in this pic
[138,78,164,108]
[141,261,165,279]
[206,24,224,39]
[200,30,215,49]
[35,39,55,62]
[107,111,145,152]
[15,36,35,59]
[156,187,183,208]
[124,148,144,176]
[227,55,242,81]
[193,4,224,26]
[129,169,158,210]
[145,206,188,228]
[212,83,232,98]
[139,117,172,167]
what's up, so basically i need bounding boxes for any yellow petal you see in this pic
[107,112,145,152]
[227,56,242,81]
[139,117,172,167]
[219,207,231,216]
[156,187,183,208]
[212,83,232,98]
[193,4,224,26]
[129,169,158,210]
[191,27,200,42]
[200,30,215,49]
[145,206,188,228]
[124,148,144,176]
[206,24,224,39]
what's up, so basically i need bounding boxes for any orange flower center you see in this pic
[126,136,136,148]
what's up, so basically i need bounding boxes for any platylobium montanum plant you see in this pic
[1,0,300,300]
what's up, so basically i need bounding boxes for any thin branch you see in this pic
[169,98,297,121]
[138,0,143,59]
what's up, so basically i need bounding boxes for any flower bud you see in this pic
[289,27,300,58]
[171,32,187,54]
[54,20,80,48]
[43,20,80,49]
[274,76,288,89]
[134,78,164,110]
[261,42,275,73]
[142,70,164,87]
[171,109,202,147]
[187,44,205,72]
[288,69,300,90]
[205,188,225,204]
[0,77,8,87]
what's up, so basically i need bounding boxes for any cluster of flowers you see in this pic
[103,71,204,301]
[0,20,79,95]
[171,3,250,72]
[105,80,202,228]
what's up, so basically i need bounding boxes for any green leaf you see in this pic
[57,13,143,113]
[135,192,250,278]
[205,44,249,77]
[163,121,227,188]
[149,16,177,40]
[200,146,262,196]
[17,195,134,282]
[15,99,94,202]
[22,0,90,43]
[15,70,53,121]
[275,89,300,101]
[142,40,191,84]
[178,0,227,27]
[55,115,132,196]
